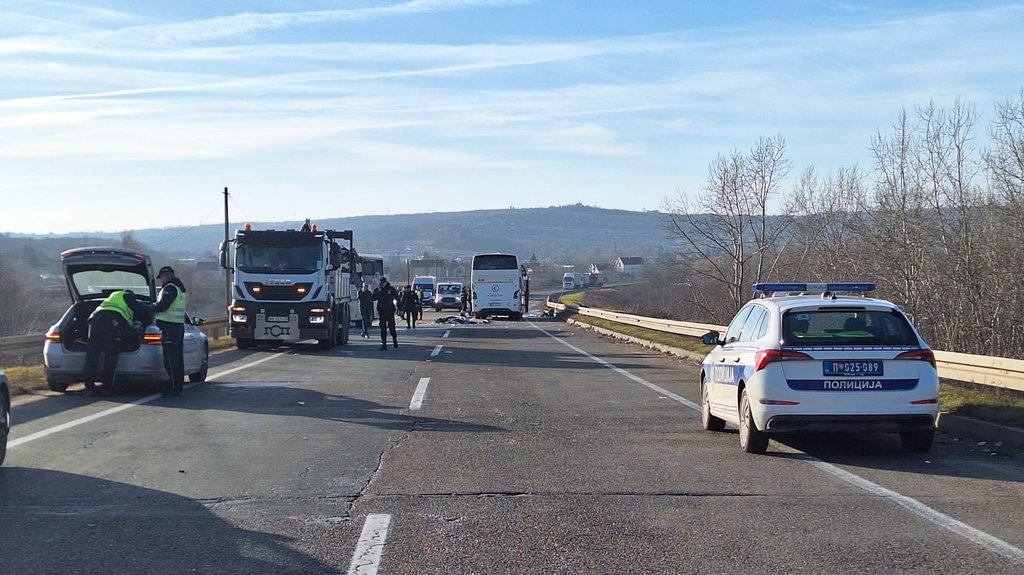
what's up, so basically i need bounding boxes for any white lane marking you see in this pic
[347,513,392,575]
[430,345,443,357]
[443,330,451,339]
[530,321,1024,566]
[9,351,289,449]
[410,377,430,410]
[531,323,699,411]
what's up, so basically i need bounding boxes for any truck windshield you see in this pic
[237,245,321,273]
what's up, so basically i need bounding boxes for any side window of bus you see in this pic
[739,306,768,342]
[724,306,754,344]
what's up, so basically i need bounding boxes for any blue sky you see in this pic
[2,0,1023,235]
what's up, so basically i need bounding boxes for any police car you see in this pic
[699,283,939,454]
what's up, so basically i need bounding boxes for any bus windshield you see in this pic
[472,254,518,270]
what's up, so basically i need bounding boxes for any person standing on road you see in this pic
[358,281,374,338]
[401,285,419,329]
[83,289,152,396]
[373,277,400,350]
[459,286,469,315]
[150,266,188,397]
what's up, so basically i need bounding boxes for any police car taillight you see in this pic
[896,349,936,368]
[754,349,812,371]
[45,328,61,342]
[143,333,163,345]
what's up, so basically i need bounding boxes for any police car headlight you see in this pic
[308,315,326,324]
[231,314,248,323]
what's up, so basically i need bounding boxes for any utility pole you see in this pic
[224,187,231,312]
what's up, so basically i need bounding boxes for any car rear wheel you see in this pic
[47,376,69,393]
[189,343,209,383]
[900,428,935,453]
[700,378,726,432]
[739,389,769,454]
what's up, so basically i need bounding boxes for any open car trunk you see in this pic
[57,300,144,353]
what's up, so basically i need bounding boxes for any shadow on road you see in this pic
[0,467,346,574]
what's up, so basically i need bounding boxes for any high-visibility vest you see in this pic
[97,291,134,323]
[155,284,187,324]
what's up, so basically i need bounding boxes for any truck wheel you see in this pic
[236,338,254,350]
[189,343,209,383]
[317,322,337,350]
[47,377,69,393]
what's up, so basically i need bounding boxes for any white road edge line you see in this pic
[529,321,1024,566]
[9,351,290,449]
[347,513,392,575]
[410,377,430,410]
[430,345,443,357]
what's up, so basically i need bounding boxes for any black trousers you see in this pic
[379,312,397,344]
[157,320,185,393]
[84,311,127,389]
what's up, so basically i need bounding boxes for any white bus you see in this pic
[350,253,386,326]
[471,253,523,320]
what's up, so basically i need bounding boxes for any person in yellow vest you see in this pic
[83,289,152,396]
[150,266,188,397]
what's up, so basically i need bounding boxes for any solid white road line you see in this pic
[410,377,430,410]
[430,345,443,357]
[530,321,1024,567]
[347,513,392,575]
[9,351,290,450]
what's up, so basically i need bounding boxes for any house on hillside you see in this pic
[590,262,614,275]
[615,256,645,277]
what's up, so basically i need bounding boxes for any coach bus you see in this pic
[471,253,523,320]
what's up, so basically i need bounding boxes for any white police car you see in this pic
[699,283,939,454]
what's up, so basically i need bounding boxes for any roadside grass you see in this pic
[560,292,1024,429]
[5,335,238,396]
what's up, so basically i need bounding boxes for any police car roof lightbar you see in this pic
[752,282,876,294]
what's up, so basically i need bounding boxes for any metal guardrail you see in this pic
[546,298,1024,393]
[0,316,229,366]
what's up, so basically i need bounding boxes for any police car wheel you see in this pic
[700,378,726,432]
[189,344,209,383]
[900,429,935,453]
[46,376,69,393]
[0,394,9,466]
[738,389,769,454]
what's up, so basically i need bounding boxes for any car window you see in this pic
[724,306,754,344]
[782,309,919,346]
[739,306,768,342]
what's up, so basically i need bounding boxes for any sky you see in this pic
[2,0,1024,236]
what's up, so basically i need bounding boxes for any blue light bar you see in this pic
[753,282,876,293]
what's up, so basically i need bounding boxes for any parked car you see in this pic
[43,247,209,393]
[1,368,10,465]
[433,282,464,312]
[699,282,939,454]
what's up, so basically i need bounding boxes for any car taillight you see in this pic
[896,349,936,368]
[143,333,163,345]
[754,349,812,371]
[45,328,61,342]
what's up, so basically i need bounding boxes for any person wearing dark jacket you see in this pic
[401,285,419,329]
[150,266,188,397]
[83,289,152,396]
[358,281,374,338]
[372,277,400,350]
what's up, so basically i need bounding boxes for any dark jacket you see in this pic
[373,283,399,316]
[358,288,374,312]
[400,289,419,313]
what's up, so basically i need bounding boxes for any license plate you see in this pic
[823,361,883,376]
[266,315,290,323]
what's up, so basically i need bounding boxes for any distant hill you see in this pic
[4,204,676,262]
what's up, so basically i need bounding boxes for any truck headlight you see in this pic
[231,314,248,323]
[308,315,326,324]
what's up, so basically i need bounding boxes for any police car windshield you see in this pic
[782,309,918,346]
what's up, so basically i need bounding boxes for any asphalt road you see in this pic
[3,311,1024,574]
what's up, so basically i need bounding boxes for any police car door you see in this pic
[708,305,755,412]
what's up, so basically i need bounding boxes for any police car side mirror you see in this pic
[701,331,722,346]
[193,316,205,326]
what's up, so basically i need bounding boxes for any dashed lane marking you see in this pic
[347,513,392,575]
[430,345,443,357]
[410,377,430,410]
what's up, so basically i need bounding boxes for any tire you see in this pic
[900,428,935,453]
[47,376,69,393]
[236,338,254,350]
[435,307,441,312]
[0,392,10,466]
[511,312,522,321]
[700,378,726,432]
[189,343,209,383]
[738,389,769,454]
